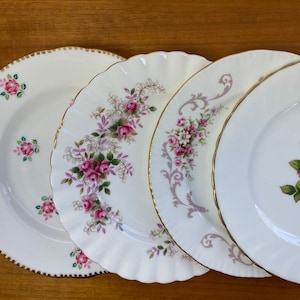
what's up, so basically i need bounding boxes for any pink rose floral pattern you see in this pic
[70,247,93,270]
[281,159,300,202]
[13,136,40,161]
[36,195,58,220]
[62,79,165,235]
[0,73,26,100]
[166,105,224,180]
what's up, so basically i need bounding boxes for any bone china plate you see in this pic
[149,50,299,277]
[0,47,123,276]
[50,51,210,283]
[213,61,300,283]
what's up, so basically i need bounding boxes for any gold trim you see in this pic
[148,50,300,275]
[0,46,122,277]
[211,60,300,276]
[0,46,125,72]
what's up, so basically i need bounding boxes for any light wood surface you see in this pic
[1,1,300,299]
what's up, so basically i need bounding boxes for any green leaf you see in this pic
[97,153,105,162]
[34,148,40,154]
[106,207,111,212]
[157,245,164,250]
[163,248,168,256]
[130,88,135,95]
[21,83,26,90]
[35,205,41,209]
[32,139,38,144]
[149,106,157,112]
[70,251,75,257]
[111,159,120,166]
[91,132,99,137]
[0,91,6,96]
[70,166,80,173]
[72,263,77,268]
[102,181,110,187]
[106,152,113,160]
[289,160,300,171]
[98,185,103,192]
[164,240,171,244]
[280,185,296,195]
[21,136,26,141]
[4,94,9,100]
[7,74,12,79]
[294,191,300,203]
[13,74,18,80]
[104,188,110,195]
[296,181,300,191]
[41,196,48,201]
[16,92,22,98]
[23,156,27,162]
[28,156,32,161]
[77,171,84,179]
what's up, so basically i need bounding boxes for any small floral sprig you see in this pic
[280,160,300,202]
[147,223,177,258]
[13,136,40,161]
[35,195,58,220]
[73,194,123,234]
[166,105,224,179]
[0,74,26,100]
[70,247,92,269]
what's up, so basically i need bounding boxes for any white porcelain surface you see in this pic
[149,50,300,277]
[51,51,210,283]
[214,61,300,283]
[0,47,122,276]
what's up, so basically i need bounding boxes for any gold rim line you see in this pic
[0,46,123,277]
[211,59,300,277]
[147,57,214,270]
[148,50,300,275]
[0,46,125,73]
[51,51,212,274]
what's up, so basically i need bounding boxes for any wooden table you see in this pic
[1,1,300,299]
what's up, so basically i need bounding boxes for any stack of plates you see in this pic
[1,46,300,283]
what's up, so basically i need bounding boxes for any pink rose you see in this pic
[41,201,56,214]
[117,124,134,137]
[125,101,139,113]
[175,159,182,167]
[94,208,107,220]
[174,147,185,157]
[81,197,93,212]
[75,250,89,265]
[95,160,109,174]
[85,169,100,182]
[168,135,178,147]
[79,159,93,172]
[185,145,194,155]
[177,117,186,127]
[5,79,19,95]
[20,142,34,156]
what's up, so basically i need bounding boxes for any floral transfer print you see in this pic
[280,160,300,202]
[166,105,225,180]
[0,73,26,100]
[73,194,123,234]
[147,223,177,258]
[13,136,40,161]
[36,195,58,220]
[62,79,165,235]
[70,247,92,269]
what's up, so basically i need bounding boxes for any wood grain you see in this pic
[1,0,300,299]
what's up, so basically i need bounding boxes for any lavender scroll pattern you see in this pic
[160,74,255,265]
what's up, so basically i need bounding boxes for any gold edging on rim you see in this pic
[51,51,212,278]
[0,46,125,72]
[0,46,123,277]
[148,50,300,277]
[148,58,215,271]
[211,60,300,279]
